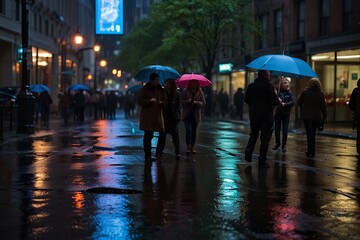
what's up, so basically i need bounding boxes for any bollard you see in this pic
[9,98,15,131]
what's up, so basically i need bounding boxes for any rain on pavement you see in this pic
[0,114,359,240]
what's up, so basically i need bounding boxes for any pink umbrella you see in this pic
[176,73,212,88]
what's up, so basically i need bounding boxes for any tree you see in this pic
[118,0,259,114]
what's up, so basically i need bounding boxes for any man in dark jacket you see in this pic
[348,78,360,157]
[138,73,167,162]
[244,70,280,165]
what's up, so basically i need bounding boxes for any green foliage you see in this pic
[117,0,258,78]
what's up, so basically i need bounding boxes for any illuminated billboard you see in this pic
[95,0,123,35]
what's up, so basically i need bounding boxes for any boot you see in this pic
[186,145,191,154]
[191,145,196,154]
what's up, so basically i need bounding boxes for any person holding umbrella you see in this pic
[272,77,296,153]
[297,78,327,158]
[156,78,182,160]
[181,79,206,154]
[138,73,167,162]
[244,70,281,166]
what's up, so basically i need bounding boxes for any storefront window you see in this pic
[312,49,360,121]
[31,47,52,85]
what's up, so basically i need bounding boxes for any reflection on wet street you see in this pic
[0,117,359,239]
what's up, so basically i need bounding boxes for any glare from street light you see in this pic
[74,32,84,45]
[100,60,107,67]
[94,45,101,52]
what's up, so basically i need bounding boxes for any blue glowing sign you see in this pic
[95,0,123,35]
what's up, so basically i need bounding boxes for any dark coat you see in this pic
[349,87,360,117]
[274,89,295,118]
[244,77,280,120]
[297,87,327,121]
[163,90,182,133]
[138,82,167,132]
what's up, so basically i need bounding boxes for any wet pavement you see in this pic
[0,112,359,239]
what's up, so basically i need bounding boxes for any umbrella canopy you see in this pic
[134,65,181,84]
[68,84,91,93]
[126,84,143,94]
[176,73,212,88]
[246,54,319,78]
[30,84,50,93]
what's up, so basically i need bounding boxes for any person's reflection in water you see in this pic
[141,161,169,237]
[244,165,274,234]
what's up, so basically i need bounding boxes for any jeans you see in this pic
[184,119,198,145]
[274,115,290,146]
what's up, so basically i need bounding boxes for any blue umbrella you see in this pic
[68,84,91,93]
[30,84,50,93]
[126,84,143,93]
[134,65,181,84]
[246,54,319,78]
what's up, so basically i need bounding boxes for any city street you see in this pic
[0,112,359,240]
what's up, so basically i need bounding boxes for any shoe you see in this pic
[155,154,162,161]
[245,153,252,163]
[258,161,270,168]
[186,144,191,154]
[272,144,280,150]
[305,152,314,158]
[282,147,287,153]
[176,154,180,160]
[191,146,196,154]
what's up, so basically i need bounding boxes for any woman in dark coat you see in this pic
[273,77,295,153]
[297,78,327,158]
[155,78,182,160]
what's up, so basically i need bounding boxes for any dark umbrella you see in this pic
[68,84,91,94]
[134,65,181,84]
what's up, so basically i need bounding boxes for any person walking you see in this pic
[348,78,360,158]
[234,87,244,120]
[138,73,167,162]
[297,78,327,158]
[244,70,280,165]
[181,79,206,154]
[73,90,85,122]
[156,78,182,160]
[272,77,295,153]
[38,90,53,127]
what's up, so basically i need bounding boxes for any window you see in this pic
[274,9,282,46]
[320,0,330,35]
[342,0,352,31]
[39,15,42,33]
[15,0,20,21]
[297,0,305,39]
[0,0,4,14]
[258,15,267,49]
[45,19,49,36]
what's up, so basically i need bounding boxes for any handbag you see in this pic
[317,120,324,131]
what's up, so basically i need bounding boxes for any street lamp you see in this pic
[99,60,107,89]
[93,44,101,90]
[73,31,100,88]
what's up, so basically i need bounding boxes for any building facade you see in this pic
[0,0,96,110]
[214,0,360,124]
